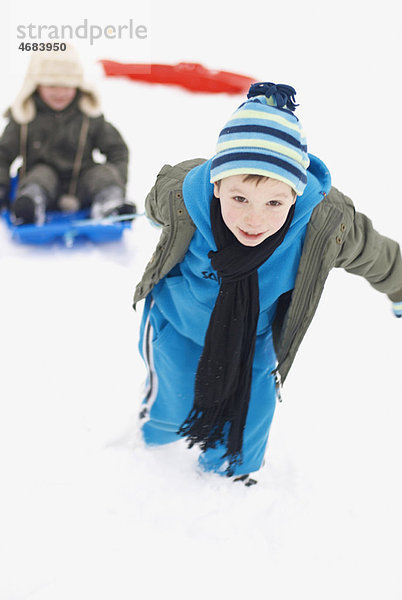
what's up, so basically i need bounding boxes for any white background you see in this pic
[0,1,401,598]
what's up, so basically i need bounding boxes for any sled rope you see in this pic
[19,123,28,180]
[68,115,90,197]
[71,211,144,226]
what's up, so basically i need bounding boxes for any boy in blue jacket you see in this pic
[134,83,402,485]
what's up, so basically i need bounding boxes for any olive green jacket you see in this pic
[133,159,402,385]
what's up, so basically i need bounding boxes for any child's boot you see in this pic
[12,183,47,225]
[90,185,136,219]
[233,474,258,487]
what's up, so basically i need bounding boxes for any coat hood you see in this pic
[8,44,102,123]
[182,153,332,251]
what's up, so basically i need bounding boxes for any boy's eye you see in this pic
[232,197,282,206]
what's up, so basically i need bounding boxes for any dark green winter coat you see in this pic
[0,92,128,194]
[133,159,402,386]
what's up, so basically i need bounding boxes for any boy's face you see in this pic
[37,85,77,111]
[213,175,296,247]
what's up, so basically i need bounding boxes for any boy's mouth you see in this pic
[238,228,266,240]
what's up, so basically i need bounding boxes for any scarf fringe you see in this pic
[178,408,226,451]
[178,408,244,476]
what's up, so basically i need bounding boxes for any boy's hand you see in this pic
[392,302,402,318]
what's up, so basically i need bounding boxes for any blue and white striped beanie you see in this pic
[210,82,310,195]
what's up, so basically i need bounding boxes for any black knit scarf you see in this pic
[178,196,295,475]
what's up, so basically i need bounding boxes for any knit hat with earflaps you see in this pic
[210,82,310,196]
[9,43,102,124]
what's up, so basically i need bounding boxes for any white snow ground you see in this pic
[1,1,401,599]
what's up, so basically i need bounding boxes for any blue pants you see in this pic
[138,295,277,476]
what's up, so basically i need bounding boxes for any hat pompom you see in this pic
[247,82,299,112]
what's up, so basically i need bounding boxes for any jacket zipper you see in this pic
[272,367,283,402]
[273,209,343,397]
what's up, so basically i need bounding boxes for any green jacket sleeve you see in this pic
[92,117,129,185]
[0,119,20,187]
[334,208,402,302]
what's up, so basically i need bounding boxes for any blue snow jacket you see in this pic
[134,158,402,385]
[150,155,331,348]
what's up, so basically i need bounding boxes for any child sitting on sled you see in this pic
[133,82,402,486]
[0,44,135,224]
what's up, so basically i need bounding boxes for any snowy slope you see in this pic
[1,1,401,599]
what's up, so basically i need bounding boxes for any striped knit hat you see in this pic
[210,82,309,195]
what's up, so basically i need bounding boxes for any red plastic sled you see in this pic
[99,60,255,94]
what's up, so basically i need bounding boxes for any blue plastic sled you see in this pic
[2,176,134,246]
[2,208,133,246]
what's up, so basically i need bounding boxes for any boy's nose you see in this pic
[244,208,263,230]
